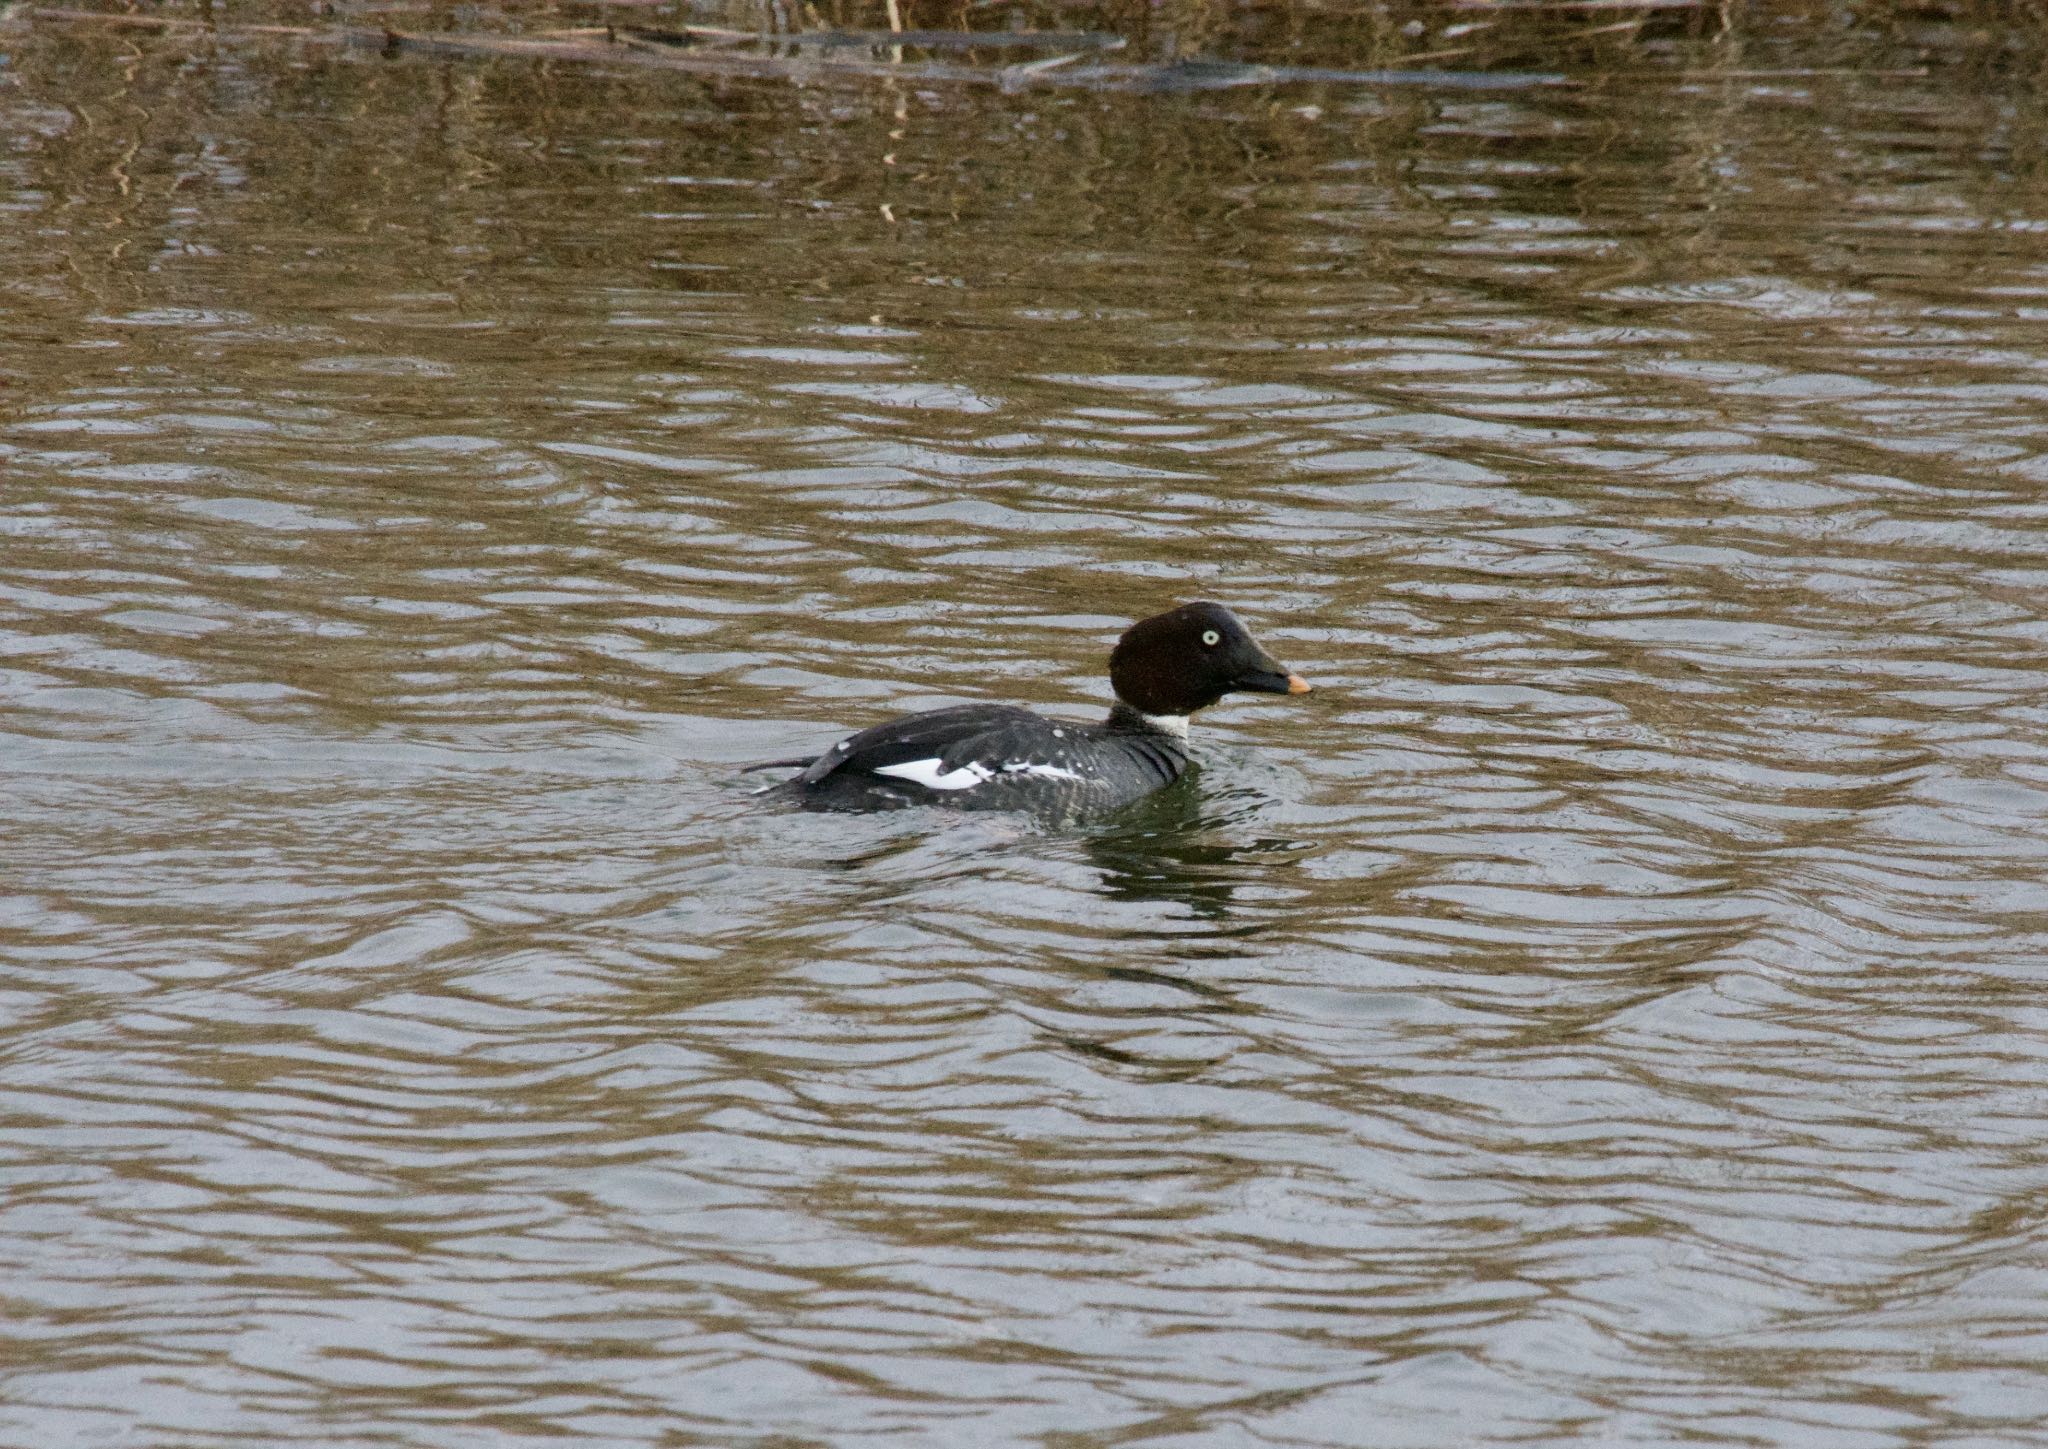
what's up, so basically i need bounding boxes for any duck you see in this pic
[750,601,1310,815]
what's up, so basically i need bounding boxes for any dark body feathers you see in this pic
[785,703,1188,814]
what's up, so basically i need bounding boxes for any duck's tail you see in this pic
[738,758,810,775]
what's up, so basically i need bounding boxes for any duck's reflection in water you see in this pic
[1080,774,1312,930]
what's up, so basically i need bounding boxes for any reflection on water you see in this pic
[6,6,2048,1446]
[1083,781,1317,922]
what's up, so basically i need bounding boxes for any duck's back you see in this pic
[785,703,1186,814]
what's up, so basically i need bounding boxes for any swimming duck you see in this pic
[754,601,1309,815]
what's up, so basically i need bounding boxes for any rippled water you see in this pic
[6,10,2048,1446]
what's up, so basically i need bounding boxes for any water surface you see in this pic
[5,9,2048,1446]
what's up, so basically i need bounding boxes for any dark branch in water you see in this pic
[691,27,1131,53]
[15,6,1569,92]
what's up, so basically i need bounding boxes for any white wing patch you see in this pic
[874,758,994,791]
[1004,762,1084,782]
[872,758,1085,790]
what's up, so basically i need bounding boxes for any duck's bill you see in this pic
[1235,666,1312,696]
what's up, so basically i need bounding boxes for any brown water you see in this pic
[6,8,2048,1447]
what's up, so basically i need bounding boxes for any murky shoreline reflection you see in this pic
[6,11,2048,1446]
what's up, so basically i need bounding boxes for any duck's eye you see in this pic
[1201,629,1220,647]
